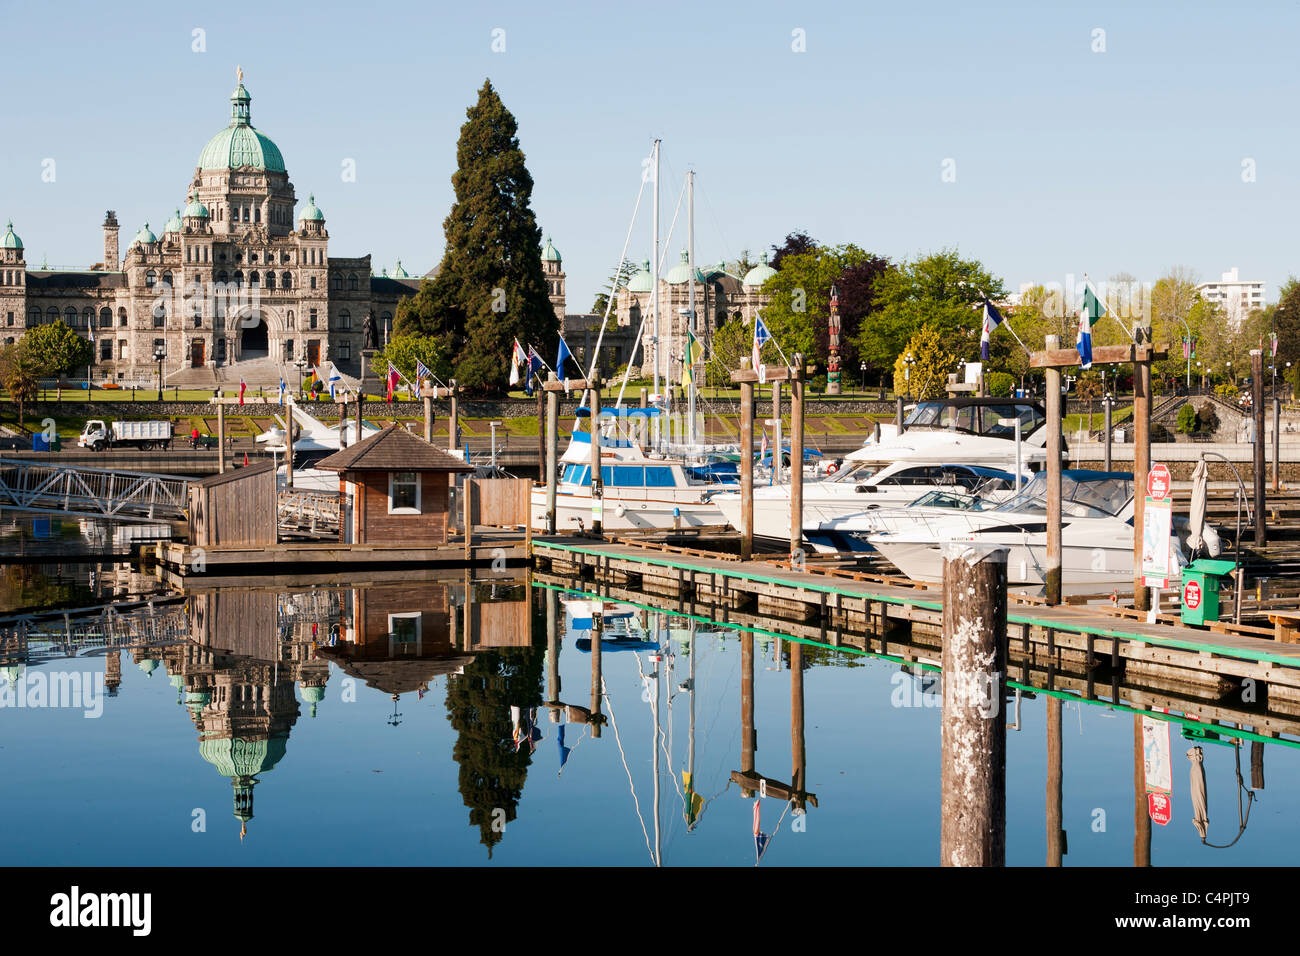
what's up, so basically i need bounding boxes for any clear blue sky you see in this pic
[3,0,1297,310]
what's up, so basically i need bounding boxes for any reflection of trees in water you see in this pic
[445,641,543,857]
[0,564,90,613]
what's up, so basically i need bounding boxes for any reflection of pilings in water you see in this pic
[546,588,560,721]
[590,610,602,738]
[790,640,806,811]
[1046,696,1063,866]
[1,601,189,662]
[741,632,755,797]
[1133,714,1151,867]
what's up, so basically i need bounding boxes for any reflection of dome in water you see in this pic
[138,658,159,676]
[198,735,290,837]
[300,684,325,718]
[1,665,23,684]
[184,690,211,717]
[169,673,185,704]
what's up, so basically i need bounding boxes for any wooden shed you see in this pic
[188,460,277,549]
[315,425,473,546]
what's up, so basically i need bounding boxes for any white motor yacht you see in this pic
[865,470,1192,586]
[713,396,1056,543]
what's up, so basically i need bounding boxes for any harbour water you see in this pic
[2,517,1296,867]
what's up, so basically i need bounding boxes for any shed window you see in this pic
[388,471,420,513]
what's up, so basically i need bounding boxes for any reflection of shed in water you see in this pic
[321,583,473,697]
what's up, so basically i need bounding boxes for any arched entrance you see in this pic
[240,316,269,358]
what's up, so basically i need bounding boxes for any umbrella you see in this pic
[1187,745,1209,841]
[1186,460,1208,553]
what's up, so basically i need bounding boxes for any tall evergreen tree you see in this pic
[398,80,556,393]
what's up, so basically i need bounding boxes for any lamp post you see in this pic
[904,352,915,401]
[154,345,166,402]
[859,361,867,395]
[295,358,307,399]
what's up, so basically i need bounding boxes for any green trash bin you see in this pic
[1180,558,1237,626]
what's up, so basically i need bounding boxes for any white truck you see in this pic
[78,419,174,451]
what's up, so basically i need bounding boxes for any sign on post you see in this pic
[1142,465,1173,589]
[1142,714,1173,826]
[1146,463,1171,500]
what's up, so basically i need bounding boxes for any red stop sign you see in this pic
[1184,580,1202,610]
[1148,790,1172,826]
[1147,464,1171,500]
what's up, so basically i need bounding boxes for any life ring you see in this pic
[826,462,839,475]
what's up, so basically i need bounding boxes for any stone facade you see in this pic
[1,73,438,387]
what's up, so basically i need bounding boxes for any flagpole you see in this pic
[687,169,696,451]
[651,138,662,452]
[1085,273,1136,344]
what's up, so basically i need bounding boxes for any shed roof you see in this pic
[195,459,275,487]
[314,423,473,473]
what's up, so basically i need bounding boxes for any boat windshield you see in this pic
[991,472,1133,518]
[907,490,987,511]
[903,401,1044,438]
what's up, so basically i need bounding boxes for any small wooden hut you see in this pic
[315,424,473,546]
[188,460,277,548]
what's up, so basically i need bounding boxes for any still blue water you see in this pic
[2,567,1296,866]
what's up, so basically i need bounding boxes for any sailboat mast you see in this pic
[687,169,697,450]
[651,139,662,451]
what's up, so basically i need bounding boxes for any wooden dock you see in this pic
[532,537,1300,714]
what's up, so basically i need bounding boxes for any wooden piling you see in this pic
[354,396,362,453]
[590,377,603,536]
[1044,335,1063,606]
[423,391,433,444]
[590,608,603,738]
[217,403,226,475]
[1104,397,1113,473]
[537,388,545,481]
[1253,349,1266,547]
[545,373,559,534]
[339,398,348,449]
[1133,329,1152,612]
[1273,396,1282,493]
[1046,695,1063,866]
[449,379,459,451]
[1251,739,1265,790]
[939,544,1007,867]
[790,355,805,560]
[546,587,561,722]
[739,359,754,561]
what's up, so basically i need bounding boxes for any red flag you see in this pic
[243,452,248,467]
[386,364,400,402]
[239,378,246,406]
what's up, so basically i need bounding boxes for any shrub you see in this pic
[1176,403,1198,435]
[985,371,1014,397]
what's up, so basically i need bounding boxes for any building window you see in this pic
[218,270,229,283]
[309,309,317,329]
[233,270,243,286]
[254,207,261,223]
[145,270,156,288]
[119,308,127,327]
[285,340,294,361]
[83,308,94,328]
[339,341,351,361]
[266,272,275,289]
[339,309,351,330]
[388,613,421,647]
[193,315,201,328]
[28,307,40,327]
[348,273,358,291]
[162,271,172,287]
[330,274,341,292]
[282,272,292,288]
[5,312,12,327]
[47,307,58,325]
[310,275,316,290]
[243,206,250,222]
[118,340,127,359]
[388,471,421,514]
[216,338,226,362]
[99,307,112,328]
[66,307,78,326]
[249,271,259,287]
[99,339,112,361]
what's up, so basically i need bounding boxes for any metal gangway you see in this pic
[0,459,190,522]
[0,597,190,665]
[277,489,340,536]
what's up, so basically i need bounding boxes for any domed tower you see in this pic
[0,221,24,322]
[192,68,295,238]
[297,194,325,239]
[541,236,565,323]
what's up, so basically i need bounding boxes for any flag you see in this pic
[524,346,543,396]
[980,299,1006,362]
[239,377,246,406]
[760,429,768,465]
[558,724,571,772]
[682,329,705,387]
[753,799,770,861]
[1183,337,1191,361]
[415,358,434,385]
[752,315,771,370]
[327,363,342,400]
[243,452,248,467]
[1272,332,1279,358]
[277,378,286,405]
[556,336,574,376]
[684,771,703,826]
[509,338,526,387]
[1077,281,1106,370]
[386,363,400,402]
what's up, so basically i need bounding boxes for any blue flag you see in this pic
[558,724,571,771]
[556,337,574,376]
[1077,282,1106,370]
[524,346,543,395]
[980,300,1005,362]
[277,378,286,406]
[752,315,771,369]
[415,358,434,384]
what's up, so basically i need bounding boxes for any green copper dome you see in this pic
[298,194,324,222]
[1,221,21,250]
[743,252,778,288]
[392,259,409,278]
[196,80,286,173]
[138,657,159,676]
[198,735,289,780]
[163,209,183,234]
[542,236,561,262]
[184,196,210,219]
[665,250,705,285]
[133,223,157,245]
[626,259,653,294]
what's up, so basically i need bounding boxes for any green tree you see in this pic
[398,80,557,393]
[893,326,956,400]
[855,249,1005,377]
[591,259,639,319]
[370,332,452,390]
[1273,277,1300,372]
[444,631,544,857]
[1177,403,1199,435]
[706,316,750,389]
[22,321,93,386]
[758,244,891,372]
[0,342,40,427]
